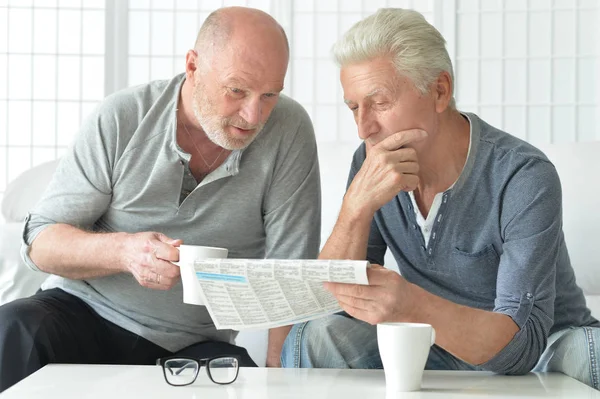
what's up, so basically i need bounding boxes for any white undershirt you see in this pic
[408,188,447,246]
[408,128,472,246]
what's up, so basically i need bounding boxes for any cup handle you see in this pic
[431,327,436,346]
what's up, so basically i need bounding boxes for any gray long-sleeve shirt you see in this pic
[21,74,321,351]
[350,113,599,374]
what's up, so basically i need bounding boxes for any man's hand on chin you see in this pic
[345,129,427,218]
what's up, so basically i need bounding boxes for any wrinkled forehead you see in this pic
[340,59,404,100]
[211,45,287,89]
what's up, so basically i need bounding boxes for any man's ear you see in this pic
[434,71,453,113]
[185,50,199,81]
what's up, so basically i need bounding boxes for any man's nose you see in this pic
[356,109,378,140]
[239,97,261,126]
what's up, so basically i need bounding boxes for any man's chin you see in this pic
[214,132,259,151]
[226,126,261,148]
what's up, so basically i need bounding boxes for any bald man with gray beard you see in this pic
[0,7,320,392]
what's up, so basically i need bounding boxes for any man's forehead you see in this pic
[341,65,404,102]
[220,41,287,69]
[222,73,284,92]
[212,45,286,86]
[343,84,396,104]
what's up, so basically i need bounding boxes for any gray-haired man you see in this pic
[281,8,599,390]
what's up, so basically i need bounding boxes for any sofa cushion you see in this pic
[1,160,60,223]
[537,141,600,320]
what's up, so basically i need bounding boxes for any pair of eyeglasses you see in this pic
[156,355,241,386]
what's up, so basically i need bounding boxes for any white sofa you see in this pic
[535,141,600,318]
[0,141,598,367]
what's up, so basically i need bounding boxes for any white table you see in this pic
[1,365,599,398]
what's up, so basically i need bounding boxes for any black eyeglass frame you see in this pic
[156,354,241,386]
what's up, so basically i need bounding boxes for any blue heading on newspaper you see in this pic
[196,272,248,284]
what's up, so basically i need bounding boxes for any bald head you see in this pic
[194,7,289,60]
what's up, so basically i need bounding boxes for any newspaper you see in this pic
[179,259,370,330]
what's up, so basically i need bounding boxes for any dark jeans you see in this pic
[0,288,256,393]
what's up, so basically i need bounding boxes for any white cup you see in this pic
[176,245,228,305]
[377,322,436,392]
[177,244,228,266]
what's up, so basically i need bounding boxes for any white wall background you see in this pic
[452,0,600,145]
[0,0,105,195]
[1,0,599,241]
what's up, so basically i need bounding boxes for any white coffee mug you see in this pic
[377,322,436,392]
[177,244,228,265]
[176,245,228,306]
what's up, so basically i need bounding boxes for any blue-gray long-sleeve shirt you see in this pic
[349,113,599,374]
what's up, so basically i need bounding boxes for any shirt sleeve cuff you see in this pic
[20,213,51,272]
[478,325,535,374]
[479,292,546,374]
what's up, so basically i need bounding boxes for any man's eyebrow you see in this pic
[365,88,384,98]
[223,77,247,86]
[344,88,385,105]
[224,79,283,93]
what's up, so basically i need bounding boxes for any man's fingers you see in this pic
[378,129,428,151]
[336,293,373,312]
[152,240,181,262]
[337,304,376,325]
[386,147,418,165]
[152,259,182,279]
[324,281,379,300]
[140,260,179,280]
[134,267,177,290]
[366,267,400,286]
[391,160,419,175]
[398,174,419,192]
[140,251,181,279]
[156,233,183,246]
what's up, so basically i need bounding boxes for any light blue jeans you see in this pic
[280,314,600,391]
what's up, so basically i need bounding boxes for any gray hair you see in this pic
[332,8,455,108]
